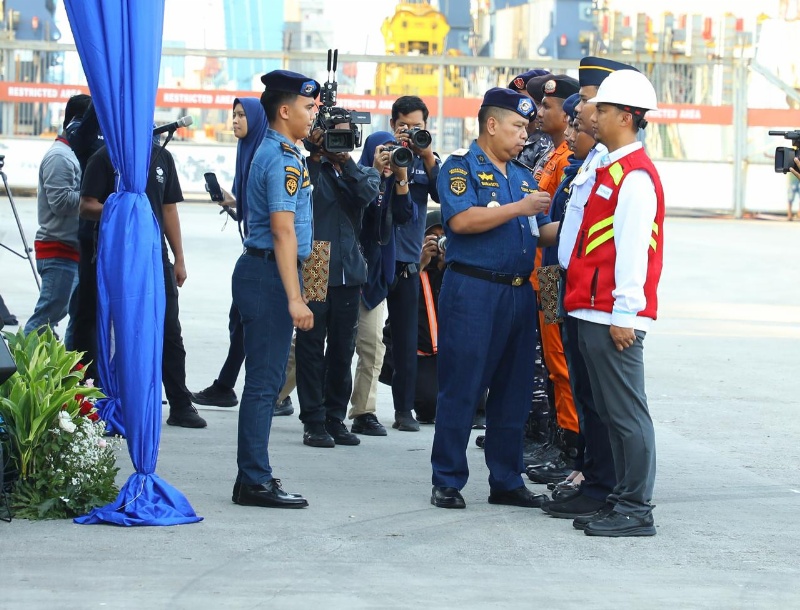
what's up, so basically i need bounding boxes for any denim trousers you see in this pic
[232,253,296,486]
[24,257,78,347]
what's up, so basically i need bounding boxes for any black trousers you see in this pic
[386,267,419,414]
[563,315,616,502]
[296,285,361,424]
[72,236,98,381]
[162,261,193,412]
[216,301,245,390]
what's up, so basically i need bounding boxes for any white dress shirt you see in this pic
[568,141,658,332]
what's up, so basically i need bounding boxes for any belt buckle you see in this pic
[512,276,524,287]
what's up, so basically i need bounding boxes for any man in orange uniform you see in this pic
[525,74,581,482]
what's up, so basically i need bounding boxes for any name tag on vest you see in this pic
[596,184,613,200]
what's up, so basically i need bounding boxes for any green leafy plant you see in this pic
[0,329,120,519]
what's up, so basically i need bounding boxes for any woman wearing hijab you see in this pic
[192,98,269,409]
[346,131,414,436]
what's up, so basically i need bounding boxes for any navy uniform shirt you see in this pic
[394,154,441,263]
[438,140,551,276]
[244,128,313,261]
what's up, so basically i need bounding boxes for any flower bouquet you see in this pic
[0,328,121,520]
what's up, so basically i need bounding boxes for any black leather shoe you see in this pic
[191,381,237,407]
[523,442,561,468]
[584,510,656,537]
[545,493,606,518]
[166,406,207,428]
[572,504,617,530]
[233,479,308,508]
[488,485,548,508]
[551,485,582,503]
[274,396,294,416]
[303,422,335,448]
[351,413,387,436]
[475,435,485,449]
[526,457,573,484]
[431,486,466,509]
[326,418,361,445]
[392,411,420,432]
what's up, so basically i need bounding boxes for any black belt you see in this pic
[448,262,528,287]
[244,247,301,268]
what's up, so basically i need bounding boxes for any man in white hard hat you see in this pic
[563,69,665,537]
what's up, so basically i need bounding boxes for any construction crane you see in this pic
[375,0,463,97]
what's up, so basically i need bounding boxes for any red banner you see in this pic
[2,82,799,127]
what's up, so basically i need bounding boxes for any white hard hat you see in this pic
[587,69,658,111]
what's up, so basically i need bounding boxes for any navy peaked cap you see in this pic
[260,69,320,98]
[481,87,536,119]
[578,56,639,87]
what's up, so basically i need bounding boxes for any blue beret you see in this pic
[563,93,580,120]
[542,75,580,99]
[508,69,549,91]
[260,69,320,98]
[481,87,536,119]
[578,56,639,88]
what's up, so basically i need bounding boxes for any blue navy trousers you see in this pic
[232,253,295,486]
[431,271,536,492]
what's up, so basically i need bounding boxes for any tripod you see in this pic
[0,155,40,290]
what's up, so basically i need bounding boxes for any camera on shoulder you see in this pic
[312,49,371,153]
[769,129,800,174]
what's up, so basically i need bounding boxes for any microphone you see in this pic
[153,115,193,135]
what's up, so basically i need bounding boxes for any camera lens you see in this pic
[437,235,447,251]
[390,146,413,168]
[409,129,432,149]
[325,130,354,153]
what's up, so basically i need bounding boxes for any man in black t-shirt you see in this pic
[78,144,206,428]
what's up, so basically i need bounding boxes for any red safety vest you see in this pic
[564,147,665,320]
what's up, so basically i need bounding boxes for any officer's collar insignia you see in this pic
[517,98,533,117]
[477,154,486,163]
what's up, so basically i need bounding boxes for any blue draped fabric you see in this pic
[65,0,201,526]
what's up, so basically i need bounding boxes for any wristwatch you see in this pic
[396,179,409,187]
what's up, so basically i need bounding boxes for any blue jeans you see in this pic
[24,257,79,346]
[232,253,296,486]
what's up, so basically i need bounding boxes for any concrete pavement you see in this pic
[1,198,799,609]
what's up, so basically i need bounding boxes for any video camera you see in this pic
[769,130,800,173]
[313,49,371,153]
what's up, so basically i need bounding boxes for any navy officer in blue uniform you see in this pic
[231,70,319,509]
[430,88,560,509]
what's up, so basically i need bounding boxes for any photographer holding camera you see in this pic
[294,110,381,448]
[385,95,441,432]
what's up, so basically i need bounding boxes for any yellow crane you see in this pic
[375,1,462,97]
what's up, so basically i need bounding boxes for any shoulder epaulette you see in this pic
[449,148,469,158]
[280,142,302,159]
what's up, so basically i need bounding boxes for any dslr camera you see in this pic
[313,49,371,153]
[769,130,800,173]
[404,127,432,149]
[383,144,414,168]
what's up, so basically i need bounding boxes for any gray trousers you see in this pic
[575,318,656,516]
